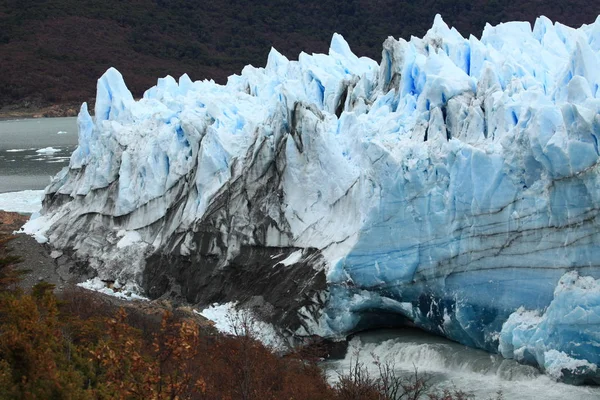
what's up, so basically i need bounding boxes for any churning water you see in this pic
[324,328,600,400]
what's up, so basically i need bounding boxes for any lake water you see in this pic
[0,117,78,193]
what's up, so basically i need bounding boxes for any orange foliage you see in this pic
[0,235,26,292]
[0,276,338,400]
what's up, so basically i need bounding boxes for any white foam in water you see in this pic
[326,330,600,400]
[0,190,44,213]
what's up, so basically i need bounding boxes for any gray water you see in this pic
[324,328,600,400]
[0,117,78,193]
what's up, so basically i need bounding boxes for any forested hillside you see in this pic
[1,0,598,108]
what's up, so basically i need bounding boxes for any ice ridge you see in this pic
[27,15,600,382]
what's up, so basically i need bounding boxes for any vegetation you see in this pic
[1,0,597,108]
[0,235,26,290]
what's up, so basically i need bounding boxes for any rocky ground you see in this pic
[0,210,213,327]
[0,211,83,292]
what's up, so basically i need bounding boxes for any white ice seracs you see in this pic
[28,15,600,382]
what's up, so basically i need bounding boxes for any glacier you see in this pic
[26,15,600,383]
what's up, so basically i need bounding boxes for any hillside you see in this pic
[1,0,598,109]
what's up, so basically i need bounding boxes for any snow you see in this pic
[24,14,600,381]
[198,302,287,350]
[277,250,303,266]
[35,147,61,155]
[22,213,59,244]
[116,230,143,248]
[77,277,149,301]
[0,189,44,213]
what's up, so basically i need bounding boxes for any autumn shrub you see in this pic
[0,282,93,399]
[0,273,338,400]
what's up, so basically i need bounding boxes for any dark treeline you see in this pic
[1,0,598,107]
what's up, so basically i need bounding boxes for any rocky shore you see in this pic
[0,211,86,292]
[0,210,217,328]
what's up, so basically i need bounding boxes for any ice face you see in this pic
[29,14,600,382]
[498,272,600,383]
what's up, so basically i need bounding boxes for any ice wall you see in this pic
[28,15,600,382]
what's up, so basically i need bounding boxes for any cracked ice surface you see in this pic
[27,14,600,381]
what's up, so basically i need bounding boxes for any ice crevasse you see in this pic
[26,15,600,383]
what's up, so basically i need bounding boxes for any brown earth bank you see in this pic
[0,101,89,120]
[0,226,348,399]
[0,211,29,234]
[0,210,105,293]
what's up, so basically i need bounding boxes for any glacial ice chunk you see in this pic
[499,272,600,383]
